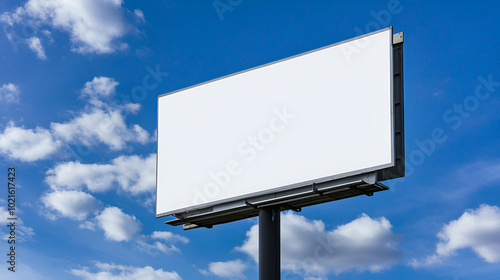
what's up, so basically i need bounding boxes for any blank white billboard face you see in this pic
[157,28,393,217]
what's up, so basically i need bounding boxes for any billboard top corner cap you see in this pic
[393,32,404,44]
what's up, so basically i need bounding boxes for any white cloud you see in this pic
[151,231,189,244]
[81,76,119,102]
[1,0,131,54]
[237,225,258,263]
[0,7,24,26]
[41,29,53,43]
[46,161,115,192]
[71,261,181,280]
[198,269,210,276]
[135,238,180,255]
[0,206,35,241]
[0,83,20,103]
[51,106,150,150]
[134,9,145,22]
[0,123,61,162]
[0,76,151,162]
[45,153,156,194]
[27,36,47,59]
[79,220,97,231]
[410,204,500,267]
[134,231,189,255]
[51,76,150,150]
[152,129,157,141]
[436,204,500,261]
[41,190,100,220]
[237,211,401,276]
[95,206,141,242]
[208,259,247,279]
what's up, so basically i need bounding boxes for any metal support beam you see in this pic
[259,206,280,280]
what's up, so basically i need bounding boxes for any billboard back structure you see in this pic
[157,27,404,229]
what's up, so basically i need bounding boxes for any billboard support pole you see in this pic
[259,205,281,280]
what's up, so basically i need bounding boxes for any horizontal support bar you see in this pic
[165,173,388,229]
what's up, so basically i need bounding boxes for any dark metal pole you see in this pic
[259,205,280,280]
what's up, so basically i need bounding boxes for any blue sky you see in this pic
[0,0,499,279]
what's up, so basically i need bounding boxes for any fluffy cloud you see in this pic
[0,76,151,162]
[45,153,156,194]
[134,9,145,22]
[41,190,100,220]
[237,212,401,276]
[134,231,189,255]
[71,262,181,280]
[81,76,119,102]
[237,225,258,263]
[135,239,180,255]
[51,76,150,150]
[0,206,35,241]
[51,107,150,150]
[0,6,24,26]
[207,259,247,279]
[27,36,46,59]
[1,0,132,54]
[45,161,115,192]
[150,231,189,244]
[41,29,53,43]
[39,188,162,248]
[79,220,97,231]
[411,204,500,267]
[0,83,20,103]
[0,123,62,162]
[95,206,141,242]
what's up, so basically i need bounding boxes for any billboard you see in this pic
[157,27,403,223]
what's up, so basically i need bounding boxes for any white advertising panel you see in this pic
[157,28,393,217]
